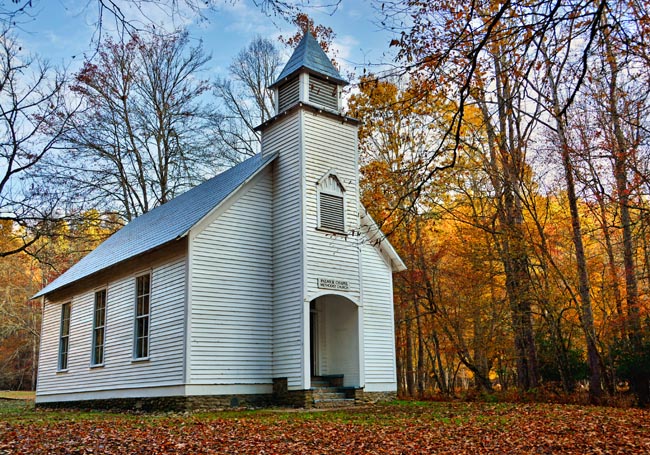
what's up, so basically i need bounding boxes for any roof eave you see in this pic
[255,102,359,132]
[180,152,278,239]
[269,67,348,90]
[360,207,407,272]
[31,236,188,300]
[33,154,278,300]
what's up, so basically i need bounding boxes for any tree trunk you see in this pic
[474,50,540,391]
[595,190,626,339]
[405,317,415,397]
[415,309,426,397]
[545,58,603,400]
[395,311,405,396]
[603,25,647,406]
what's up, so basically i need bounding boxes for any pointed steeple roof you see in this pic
[270,32,347,88]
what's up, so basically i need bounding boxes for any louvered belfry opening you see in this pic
[278,77,300,112]
[268,31,347,117]
[319,192,344,232]
[309,76,338,111]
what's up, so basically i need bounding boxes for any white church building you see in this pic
[34,33,405,410]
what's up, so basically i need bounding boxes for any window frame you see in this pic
[133,272,151,361]
[316,170,346,234]
[90,288,107,367]
[57,302,71,372]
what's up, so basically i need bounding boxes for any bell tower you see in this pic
[268,31,347,118]
[257,33,363,392]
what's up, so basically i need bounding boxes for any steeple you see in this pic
[271,32,347,87]
[270,32,347,114]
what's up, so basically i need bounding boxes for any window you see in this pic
[317,172,346,233]
[319,193,345,232]
[91,289,106,366]
[134,274,151,359]
[58,302,71,371]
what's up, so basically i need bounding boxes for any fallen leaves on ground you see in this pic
[1,401,649,454]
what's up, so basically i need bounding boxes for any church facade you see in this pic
[34,33,405,409]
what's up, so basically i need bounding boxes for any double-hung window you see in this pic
[58,302,71,371]
[134,273,151,359]
[91,289,106,366]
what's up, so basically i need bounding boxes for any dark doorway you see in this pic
[310,301,319,376]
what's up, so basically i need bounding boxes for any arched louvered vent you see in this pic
[317,173,345,233]
[320,193,344,232]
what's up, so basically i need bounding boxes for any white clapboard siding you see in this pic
[302,112,361,302]
[361,241,397,387]
[36,258,186,396]
[261,111,305,389]
[189,167,274,384]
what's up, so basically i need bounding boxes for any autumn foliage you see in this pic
[1,401,649,454]
[352,0,650,407]
[0,212,116,390]
[1,0,650,415]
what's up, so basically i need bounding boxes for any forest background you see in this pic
[1,0,649,407]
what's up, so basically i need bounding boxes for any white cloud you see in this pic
[213,1,278,36]
[331,34,358,74]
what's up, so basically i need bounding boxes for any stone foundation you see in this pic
[272,377,315,408]
[36,393,274,412]
[36,380,397,412]
[352,390,397,404]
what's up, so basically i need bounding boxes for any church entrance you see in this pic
[310,302,319,377]
[309,295,360,387]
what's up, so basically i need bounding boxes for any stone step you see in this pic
[313,398,355,409]
[312,391,347,400]
[311,386,340,392]
[310,375,352,408]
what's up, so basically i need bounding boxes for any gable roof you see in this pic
[34,153,277,299]
[360,206,407,273]
[270,32,347,88]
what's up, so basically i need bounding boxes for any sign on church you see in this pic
[317,278,350,291]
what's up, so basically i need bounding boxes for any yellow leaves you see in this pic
[0,220,23,253]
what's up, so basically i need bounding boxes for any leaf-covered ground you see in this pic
[1,400,649,454]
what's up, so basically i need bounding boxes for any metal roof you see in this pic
[271,32,347,88]
[34,153,277,298]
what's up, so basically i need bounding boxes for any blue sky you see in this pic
[15,0,398,82]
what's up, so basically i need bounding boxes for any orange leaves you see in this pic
[278,13,338,68]
[2,402,650,454]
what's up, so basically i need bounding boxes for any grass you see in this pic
[1,398,649,454]
[0,390,35,400]
[0,398,518,429]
